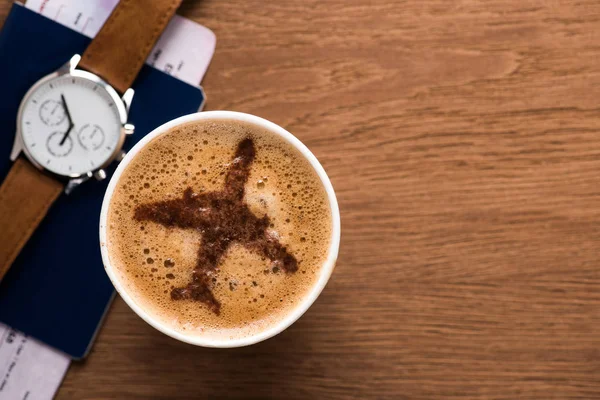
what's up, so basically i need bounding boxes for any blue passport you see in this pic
[0,4,206,359]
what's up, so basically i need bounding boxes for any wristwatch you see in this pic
[0,0,182,279]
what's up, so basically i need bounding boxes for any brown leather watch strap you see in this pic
[79,0,183,94]
[0,158,64,280]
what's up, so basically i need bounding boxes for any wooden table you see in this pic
[2,0,600,398]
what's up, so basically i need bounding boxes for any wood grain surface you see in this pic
[3,0,600,398]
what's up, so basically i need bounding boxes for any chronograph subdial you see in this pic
[77,124,105,151]
[39,99,66,126]
[46,131,73,157]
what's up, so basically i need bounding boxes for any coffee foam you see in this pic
[106,119,332,340]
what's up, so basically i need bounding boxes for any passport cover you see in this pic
[0,3,206,359]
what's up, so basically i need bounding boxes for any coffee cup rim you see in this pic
[99,111,341,347]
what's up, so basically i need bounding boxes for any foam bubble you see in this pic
[106,119,332,340]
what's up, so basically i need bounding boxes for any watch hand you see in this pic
[59,124,73,146]
[59,94,74,146]
[51,102,60,116]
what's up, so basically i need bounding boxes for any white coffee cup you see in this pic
[99,111,341,348]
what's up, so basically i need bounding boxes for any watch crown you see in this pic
[124,123,135,135]
[93,169,107,181]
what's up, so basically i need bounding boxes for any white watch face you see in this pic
[19,75,123,177]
